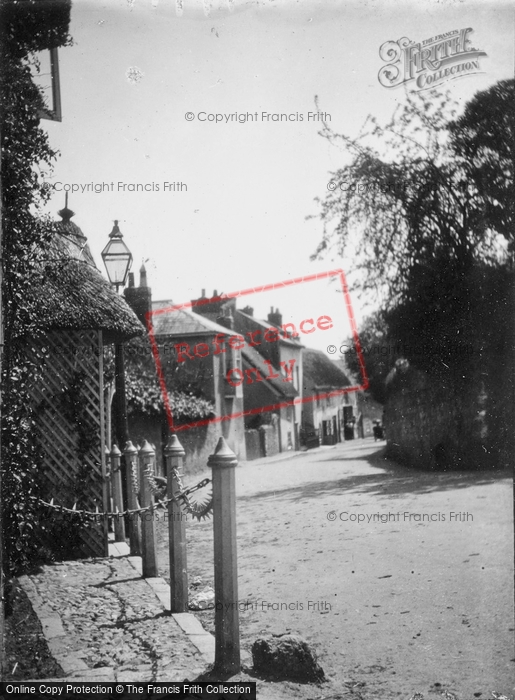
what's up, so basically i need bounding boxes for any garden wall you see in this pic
[384,366,486,469]
[259,423,280,458]
[384,316,514,470]
[129,413,239,475]
[245,429,263,461]
[384,266,514,471]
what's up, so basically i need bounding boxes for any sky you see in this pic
[40,0,514,353]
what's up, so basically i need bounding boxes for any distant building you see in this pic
[233,307,303,453]
[302,349,358,447]
[191,291,304,457]
[332,357,383,438]
[149,298,247,465]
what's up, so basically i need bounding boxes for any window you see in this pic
[31,49,62,122]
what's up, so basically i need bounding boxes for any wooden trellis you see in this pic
[25,329,108,558]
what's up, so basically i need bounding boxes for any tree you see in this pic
[310,84,513,310]
[310,82,513,375]
[343,310,391,404]
[449,79,514,245]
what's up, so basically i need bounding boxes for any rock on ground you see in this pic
[251,634,325,683]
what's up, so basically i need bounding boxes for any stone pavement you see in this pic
[17,537,216,682]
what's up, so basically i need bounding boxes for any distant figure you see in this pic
[373,420,384,441]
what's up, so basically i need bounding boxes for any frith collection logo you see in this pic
[378,28,487,90]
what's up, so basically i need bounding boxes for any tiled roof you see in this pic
[150,301,298,400]
[150,301,232,337]
[242,344,298,399]
[234,310,302,348]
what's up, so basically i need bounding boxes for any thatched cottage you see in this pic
[24,206,143,559]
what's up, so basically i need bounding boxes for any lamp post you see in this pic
[101,220,133,450]
[101,220,133,292]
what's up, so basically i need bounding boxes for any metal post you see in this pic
[105,445,113,533]
[110,445,126,542]
[139,440,158,578]
[97,344,109,557]
[124,440,141,556]
[164,434,188,612]
[114,343,129,452]
[208,437,240,675]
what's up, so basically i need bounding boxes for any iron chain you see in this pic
[171,467,213,520]
[130,456,139,495]
[32,474,213,521]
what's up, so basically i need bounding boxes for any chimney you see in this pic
[124,264,152,326]
[268,306,283,328]
[140,264,148,288]
[217,307,234,331]
[241,305,254,317]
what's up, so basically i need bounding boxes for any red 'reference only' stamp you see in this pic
[146,269,368,433]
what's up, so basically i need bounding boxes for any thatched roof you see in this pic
[32,214,144,343]
[302,348,352,393]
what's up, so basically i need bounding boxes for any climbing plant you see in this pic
[1,0,72,575]
[124,335,215,424]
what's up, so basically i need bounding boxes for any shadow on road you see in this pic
[239,443,511,504]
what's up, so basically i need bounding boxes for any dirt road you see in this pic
[157,439,514,699]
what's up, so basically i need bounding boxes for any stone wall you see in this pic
[259,423,280,458]
[384,266,514,471]
[245,429,263,461]
[128,414,223,475]
[384,351,514,471]
[175,422,224,473]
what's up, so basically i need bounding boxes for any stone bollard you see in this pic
[123,441,141,556]
[164,434,188,612]
[110,445,126,542]
[208,437,241,675]
[139,440,158,578]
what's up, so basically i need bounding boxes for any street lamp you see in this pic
[101,220,133,291]
[101,220,134,547]
[101,220,132,449]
